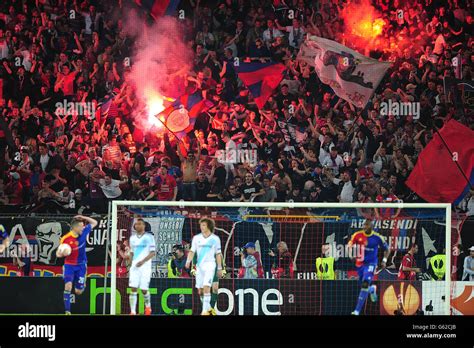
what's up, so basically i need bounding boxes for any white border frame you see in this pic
[110,201,451,315]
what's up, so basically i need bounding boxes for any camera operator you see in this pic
[239,242,260,279]
[167,244,190,278]
[166,243,191,315]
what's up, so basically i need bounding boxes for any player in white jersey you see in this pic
[126,219,156,315]
[185,218,223,315]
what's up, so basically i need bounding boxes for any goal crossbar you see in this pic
[242,215,342,220]
[110,201,451,315]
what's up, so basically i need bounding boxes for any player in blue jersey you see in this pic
[56,215,98,315]
[348,219,389,316]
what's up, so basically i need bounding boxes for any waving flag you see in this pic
[158,91,213,139]
[406,120,474,204]
[235,62,286,109]
[297,36,391,108]
[96,91,118,125]
[134,0,180,19]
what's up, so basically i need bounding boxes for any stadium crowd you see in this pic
[0,0,472,216]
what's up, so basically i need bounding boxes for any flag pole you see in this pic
[153,113,185,145]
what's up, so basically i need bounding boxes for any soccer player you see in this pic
[56,215,98,315]
[126,218,156,315]
[185,218,223,315]
[190,253,225,316]
[349,219,389,316]
[398,243,421,280]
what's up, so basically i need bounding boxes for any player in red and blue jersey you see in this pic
[56,215,98,315]
[348,219,389,315]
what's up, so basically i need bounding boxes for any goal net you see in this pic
[109,201,451,315]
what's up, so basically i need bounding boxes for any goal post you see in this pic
[109,201,451,315]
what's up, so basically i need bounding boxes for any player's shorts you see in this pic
[357,263,376,285]
[63,264,87,291]
[129,265,152,290]
[195,262,216,289]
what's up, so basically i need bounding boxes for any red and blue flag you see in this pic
[134,0,180,19]
[235,62,286,109]
[97,91,118,125]
[158,91,213,139]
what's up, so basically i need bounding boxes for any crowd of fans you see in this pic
[0,0,472,216]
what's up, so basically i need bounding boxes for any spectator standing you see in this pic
[147,165,177,201]
[462,246,474,281]
[269,241,294,279]
[178,145,200,201]
[241,172,264,202]
[259,177,277,202]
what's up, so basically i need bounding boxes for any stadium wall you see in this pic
[0,278,472,315]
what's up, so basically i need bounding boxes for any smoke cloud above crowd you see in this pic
[122,11,193,128]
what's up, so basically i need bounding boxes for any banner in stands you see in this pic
[0,215,109,276]
[151,216,185,266]
[275,113,298,150]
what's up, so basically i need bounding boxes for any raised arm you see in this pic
[251,127,264,146]
[112,62,121,82]
[196,141,201,160]
[73,32,83,55]
[274,19,287,32]
[177,142,185,161]
[2,61,12,75]
[75,215,98,229]
[219,61,227,79]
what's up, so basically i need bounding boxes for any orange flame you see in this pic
[348,15,385,39]
[143,89,174,129]
[340,0,387,54]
